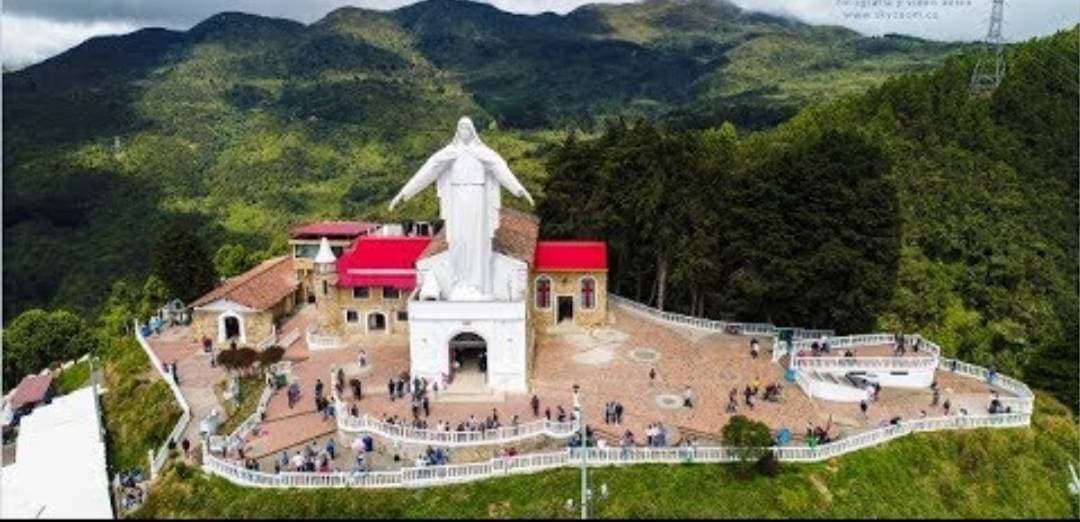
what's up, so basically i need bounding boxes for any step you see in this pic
[433,391,506,403]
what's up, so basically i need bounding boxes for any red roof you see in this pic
[10,373,53,410]
[291,221,379,239]
[337,236,432,289]
[534,241,608,271]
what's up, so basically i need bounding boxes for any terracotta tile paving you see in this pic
[151,302,1014,461]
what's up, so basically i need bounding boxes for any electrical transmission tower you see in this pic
[970,0,1006,94]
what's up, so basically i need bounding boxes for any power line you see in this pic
[971,0,1007,94]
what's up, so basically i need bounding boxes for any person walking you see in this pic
[649,367,657,385]
[422,395,430,418]
[859,400,868,419]
[388,378,396,401]
[615,402,624,425]
[531,395,540,417]
[683,386,694,409]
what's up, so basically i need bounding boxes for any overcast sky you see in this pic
[3,0,1077,69]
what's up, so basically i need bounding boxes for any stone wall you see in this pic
[190,308,275,347]
[530,271,608,330]
[335,285,411,335]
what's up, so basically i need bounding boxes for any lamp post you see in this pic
[573,387,587,520]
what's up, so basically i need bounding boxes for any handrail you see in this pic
[306,327,341,350]
[134,320,192,479]
[202,413,1029,489]
[789,333,940,372]
[939,357,1035,413]
[609,294,833,339]
[227,381,276,443]
[278,329,302,348]
[330,366,577,446]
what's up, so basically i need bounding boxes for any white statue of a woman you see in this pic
[389,117,533,300]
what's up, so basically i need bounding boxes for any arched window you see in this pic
[535,276,551,309]
[580,277,596,309]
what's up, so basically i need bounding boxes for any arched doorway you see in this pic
[367,312,386,332]
[448,332,487,391]
[224,316,241,340]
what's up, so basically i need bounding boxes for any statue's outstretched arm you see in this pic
[389,148,454,210]
[484,152,534,206]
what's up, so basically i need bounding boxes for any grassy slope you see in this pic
[214,376,264,435]
[52,359,92,394]
[135,394,1077,519]
[100,336,182,472]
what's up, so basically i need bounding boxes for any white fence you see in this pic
[227,381,276,442]
[338,413,577,447]
[134,321,192,478]
[203,413,1029,489]
[610,294,832,340]
[789,333,939,372]
[940,358,1035,414]
[306,328,342,350]
[330,366,577,446]
[278,328,302,348]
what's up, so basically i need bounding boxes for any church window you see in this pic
[581,277,596,309]
[353,287,369,299]
[383,286,400,299]
[346,310,359,323]
[536,277,551,309]
[397,310,408,322]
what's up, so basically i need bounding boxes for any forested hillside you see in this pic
[2,0,965,320]
[540,26,1079,406]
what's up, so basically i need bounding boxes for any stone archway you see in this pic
[218,312,245,344]
[448,332,487,391]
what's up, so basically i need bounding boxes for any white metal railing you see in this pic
[610,295,832,340]
[134,320,192,478]
[338,413,577,446]
[789,333,939,372]
[306,327,342,350]
[330,367,577,446]
[278,328,302,348]
[203,413,1029,489]
[227,382,276,442]
[939,358,1035,413]
[255,331,277,350]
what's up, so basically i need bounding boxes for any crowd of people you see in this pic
[275,438,339,474]
[603,401,625,425]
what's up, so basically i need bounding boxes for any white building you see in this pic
[1,386,112,519]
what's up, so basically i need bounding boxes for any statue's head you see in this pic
[454,117,477,145]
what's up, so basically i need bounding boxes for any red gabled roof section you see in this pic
[10,373,53,410]
[534,241,608,272]
[189,256,299,311]
[290,221,379,240]
[337,236,432,289]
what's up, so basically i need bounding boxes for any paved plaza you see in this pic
[146,301,1014,466]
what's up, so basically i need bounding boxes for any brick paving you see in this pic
[149,302,1013,463]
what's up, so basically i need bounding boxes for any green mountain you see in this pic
[3,0,968,318]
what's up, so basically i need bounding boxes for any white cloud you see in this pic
[2,13,143,69]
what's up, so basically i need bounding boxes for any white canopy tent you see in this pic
[1,386,112,519]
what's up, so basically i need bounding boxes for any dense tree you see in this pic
[150,222,218,303]
[214,243,255,279]
[2,309,97,391]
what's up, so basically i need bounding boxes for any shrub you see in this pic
[722,415,775,477]
[259,346,284,367]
